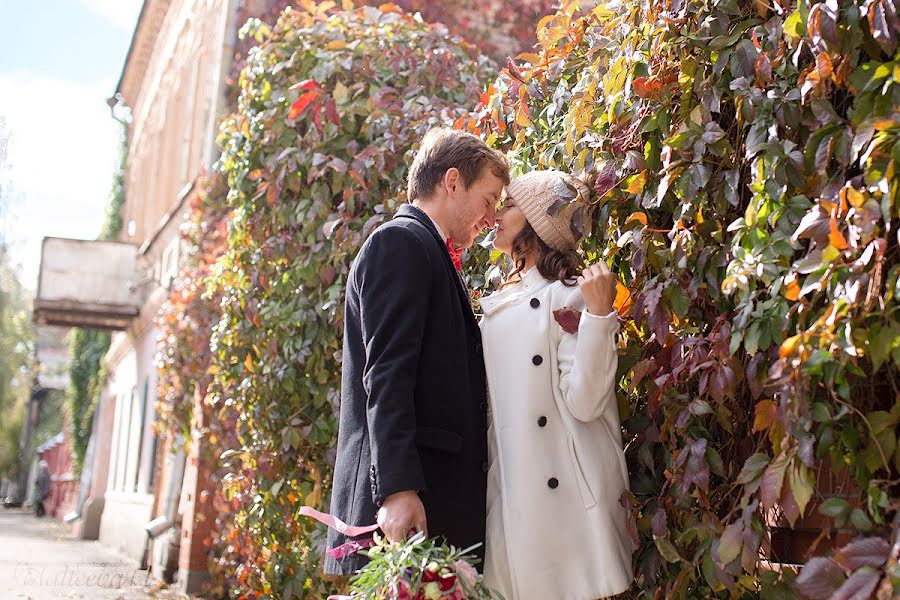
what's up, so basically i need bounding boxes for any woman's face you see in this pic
[492,196,529,254]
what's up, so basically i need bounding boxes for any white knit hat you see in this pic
[506,170,590,251]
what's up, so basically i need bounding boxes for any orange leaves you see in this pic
[515,103,531,128]
[633,77,666,100]
[625,171,647,194]
[626,211,648,226]
[828,215,850,250]
[614,281,633,316]
[807,51,834,85]
[753,400,776,432]
[783,274,801,301]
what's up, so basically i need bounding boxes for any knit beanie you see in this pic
[506,170,591,251]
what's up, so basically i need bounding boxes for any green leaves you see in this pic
[200,4,501,597]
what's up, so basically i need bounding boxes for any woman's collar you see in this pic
[480,267,551,316]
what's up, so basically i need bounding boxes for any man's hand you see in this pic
[377,490,427,543]
[578,262,616,316]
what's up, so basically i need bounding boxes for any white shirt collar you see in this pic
[428,214,448,243]
[409,203,449,243]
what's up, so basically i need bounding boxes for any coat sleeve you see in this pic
[355,226,432,504]
[556,287,620,422]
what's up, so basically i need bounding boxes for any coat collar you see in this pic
[395,204,444,245]
[480,268,552,317]
[394,204,481,332]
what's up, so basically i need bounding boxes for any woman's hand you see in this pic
[577,262,616,316]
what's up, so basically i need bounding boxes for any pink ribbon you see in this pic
[299,506,380,562]
[299,506,379,537]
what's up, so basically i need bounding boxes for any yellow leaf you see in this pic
[626,211,648,226]
[244,354,254,373]
[342,0,354,9]
[845,186,866,208]
[822,244,841,263]
[516,52,542,64]
[696,207,704,224]
[515,106,531,128]
[333,81,348,104]
[788,462,815,517]
[626,171,647,194]
[326,40,347,50]
[536,14,556,32]
[780,334,801,358]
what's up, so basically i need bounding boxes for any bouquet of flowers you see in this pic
[345,532,501,600]
[300,506,501,600]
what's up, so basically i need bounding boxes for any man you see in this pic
[34,460,50,518]
[325,128,509,575]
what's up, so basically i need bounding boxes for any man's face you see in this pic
[447,168,505,248]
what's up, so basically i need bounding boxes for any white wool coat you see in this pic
[480,268,634,600]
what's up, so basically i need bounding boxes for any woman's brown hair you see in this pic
[503,222,583,288]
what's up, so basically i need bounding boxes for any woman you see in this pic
[480,170,634,600]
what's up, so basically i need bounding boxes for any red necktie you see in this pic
[445,238,463,271]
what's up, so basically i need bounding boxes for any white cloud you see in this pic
[78,0,144,33]
[0,71,122,290]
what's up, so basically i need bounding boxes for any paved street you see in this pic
[0,509,186,600]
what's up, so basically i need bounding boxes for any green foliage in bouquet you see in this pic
[202,4,496,596]
[349,533,499,600]
[461,0,900,597]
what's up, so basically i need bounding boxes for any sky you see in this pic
[0,0,144,291]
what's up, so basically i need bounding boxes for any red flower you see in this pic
[445,238,463,270]
[439,573,457,591]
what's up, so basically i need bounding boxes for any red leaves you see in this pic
[288,91,321,120]
[633,76,666,99]
[324,97,340,126]
[553,307,582,334]
[286,80,341,131]
[794,537,890,598]
[865,0,900,55]
[675,438,710,494]
[319,265,337,287]
[833,537,892,571]
[288,80,324,120]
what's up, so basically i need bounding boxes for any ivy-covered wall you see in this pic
[155,1,900,598]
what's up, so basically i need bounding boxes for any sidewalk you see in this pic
[0,508,189,600]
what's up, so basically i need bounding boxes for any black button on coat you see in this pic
[324,205,488,575]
